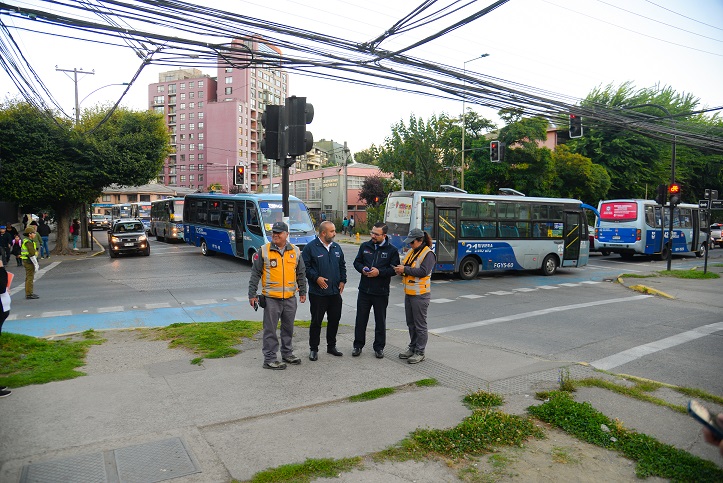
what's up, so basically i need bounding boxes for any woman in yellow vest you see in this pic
[394,228,436,364]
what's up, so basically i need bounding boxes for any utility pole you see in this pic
[57,66,94,249]
[343,141,349,220]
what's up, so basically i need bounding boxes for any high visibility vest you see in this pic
[402,246,432,295]
[260,243,301,299]
[20,238,33,260]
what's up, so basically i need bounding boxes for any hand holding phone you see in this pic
[688,399,723,440]
[363,267,371,273]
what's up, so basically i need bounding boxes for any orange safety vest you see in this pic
[260,242,301,299]
[401,245,432,296]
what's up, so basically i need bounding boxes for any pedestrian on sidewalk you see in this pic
[248,222,307,370]
[302,221,346,361]
[349,215,355,235]
[71,218,80,250]
[10,234,22,266]
[37,216,51,259]
[0,225,11,265]
[0,258,12,397]
[342,216,349,236]
[394,228,436,364]
[20,227,39,300]
[352,222,400,359]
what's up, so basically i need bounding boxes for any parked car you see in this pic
[107,219,150,258]
[89,214,110,230]
[710,223,723,248]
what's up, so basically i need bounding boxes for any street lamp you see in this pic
[461,54,489,191]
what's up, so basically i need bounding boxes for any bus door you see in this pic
[234,201,245,258]
[434,198,459,271]
[562,211,583,267]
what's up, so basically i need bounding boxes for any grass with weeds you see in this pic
[0,332,104,387]
[248,456,362,483]
[415,378,438,387]
[657,269,720,279]
[464,389,504,409]
[573,377,686,414]
[619,273,655,279]
[528,390,723,482]
[150,320,262,363]
[349,387,395,402]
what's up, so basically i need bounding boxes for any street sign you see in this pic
[699,200,709,209]
[712,200,723,210]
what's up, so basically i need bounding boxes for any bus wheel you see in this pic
[696,243,706,258]
[201,240,213,256]
[459,257,479,280]
[659,245,670,261]
[601,250,610,256]
[156,231,165,242]
[541,254,557,276]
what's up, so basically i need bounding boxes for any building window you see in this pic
[190,144,195,150]
[198,164,204,170]
[180,82,186,89]
[198,154,204,160]
[198,133,204,140]
[198,80,204,87]
[189,163,196,170]
[179,144,186,151]
[189,174,195,181]
[180,93,186,100]
[189,112,195,119]
[102,195,111,202]
[225,76,233,84]
[180,103,185,110]
[180,175,186,182]
[153,95,164,104]
[153,106,164,114]
[189,92,195,99]
[189,154,195,161]
[198,112,204,119]
[179,165,186,171]
[188,133,194,140]
[189,123,195,130]
[225,87,232,95]
[179,155,185,162]
[168,84,176,93]
[180,124,186,130]
[198,174,204,182]
[189,81,195,87]
[197,101,203,108]
[198,143,204,150]
[198,122,204,129]
[198,91,204,98]
[127,194,137,202]
[180,113,186,121]
[157,85,165,93]
[180,134,186,140]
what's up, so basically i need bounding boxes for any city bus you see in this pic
[110,203,133,225]
[384,190,590,279]
[150,197,185,242]
[594,199,706,259]
[130,202,152,233]
[183,193,316,259]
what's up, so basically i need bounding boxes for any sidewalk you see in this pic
[1,244,721,481]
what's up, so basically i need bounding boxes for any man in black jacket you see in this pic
[302,221,347,361]
[352,222,400,358]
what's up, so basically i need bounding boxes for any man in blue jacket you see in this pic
[302,221,347,361]
[352,222,400,358]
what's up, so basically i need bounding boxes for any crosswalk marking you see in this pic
[459,294,484,299]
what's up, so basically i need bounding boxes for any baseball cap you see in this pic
[0,226,5,229]
[271,221,289,233]
[403,228,425,244]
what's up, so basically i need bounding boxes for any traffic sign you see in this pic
[712,200,723,210]
[699,200,709,209]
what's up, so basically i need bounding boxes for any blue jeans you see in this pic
[40,236,49,257]
[73,235,79,249]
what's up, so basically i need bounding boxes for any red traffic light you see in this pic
[668,183,681,195]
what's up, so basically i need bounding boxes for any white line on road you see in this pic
[430,298,454,304]
[459,294,484,299]
[429,295,652,334]
[98,306,124,313]
[9,261,61,296]
[590,321,723,370]
[145,302,171,309]
[41,310,72,317]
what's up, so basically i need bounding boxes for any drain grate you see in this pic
[19,437,200,483]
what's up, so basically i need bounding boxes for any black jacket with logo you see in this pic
[353,237,400,296]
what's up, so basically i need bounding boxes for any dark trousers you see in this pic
[23,260,34,296]
[353,290,388,351]
[404,293,430,352]
[308,293,342,351]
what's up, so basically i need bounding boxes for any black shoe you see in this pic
[0,389,11,398]
[26,294,39,299]
[375,350,384,359]
[352,348,362,357]
[0,386,7,391]
[327,347,343,356]
[309,350,318,361]
[282,354,301,365]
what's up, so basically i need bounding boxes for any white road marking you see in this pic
[591,321,723,370]
[98,306,124,313]
[514,287,538,292]
[459,294,484,299]
[558,283,580,287]
[538,286,559,290]
[145,302,171,309]
[487,291,515,295]
[40,310,72,317]
[192,299,217,305]
[581,281,602,284]
[430,298,454,303]
[430,295,652,334]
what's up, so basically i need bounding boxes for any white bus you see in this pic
[150,197,185,242]
[384,190,590,278]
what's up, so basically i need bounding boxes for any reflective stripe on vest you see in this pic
[20,238,33,260]
[402,245,432,295]
[260,243,300,299]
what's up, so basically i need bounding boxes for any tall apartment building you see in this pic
[148,37,288,193]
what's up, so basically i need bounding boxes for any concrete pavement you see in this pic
[1,242,722,481]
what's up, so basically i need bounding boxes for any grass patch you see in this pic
[551,445,579,464]
[572,377,686,414]
[464,390,504,409]
[150,320,262,363]
[415,378,438,387]
[619,273,655,278]
[0,332,103,387]
[248,456,362,483]
[349,387,395,402]
[528,391,723,481]
[657,269,720,279]
[293,320,319,328]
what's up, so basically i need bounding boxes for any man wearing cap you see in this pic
[351,222,400,359]
[248,221,307,370]
[302,221,347,361]
[20,227,40,299]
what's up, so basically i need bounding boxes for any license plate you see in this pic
[124,242,134,247]
[612,236,620,240]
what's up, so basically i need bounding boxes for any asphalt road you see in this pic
[5,235,722,396]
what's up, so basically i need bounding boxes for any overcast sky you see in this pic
[1,0,722,156]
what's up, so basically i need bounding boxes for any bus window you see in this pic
[422,198,435,237]
[221,201,234,229]
[246,201,262,236]
[645,206,657,227]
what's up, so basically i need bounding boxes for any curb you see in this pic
[617,276,675,299]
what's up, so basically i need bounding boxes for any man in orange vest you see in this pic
[249,222,307,370]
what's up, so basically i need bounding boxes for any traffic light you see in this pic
[655,184,667,205]
[286,96,314,157]
[234,165,245,186]
[374,196,380,205]
[490,141,501,162]
[260,105,286,160]
[668,182,681,205]
[569,114,583,138]
[705,189,719,200]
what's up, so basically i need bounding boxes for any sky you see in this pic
[1,0,722,156]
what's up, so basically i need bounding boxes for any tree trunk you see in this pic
[52,205,74,254]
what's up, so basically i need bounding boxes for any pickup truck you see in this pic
[709,223,723,248]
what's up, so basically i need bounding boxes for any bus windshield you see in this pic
[259,200,314,233]
[385,195,414,235]
[172,200,184,222]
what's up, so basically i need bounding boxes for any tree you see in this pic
[358,176,386,206]
[551,145,611,203]
[0,101,170,253]
[353,145,379,165]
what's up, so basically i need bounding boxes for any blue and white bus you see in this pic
[594,199,705,259]
[183,193,316,259]
[384,190,590,278]
[150,197,185,242]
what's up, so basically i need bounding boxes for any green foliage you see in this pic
[353,145,379,165]
[150,320,262,363]
[529,391,723,481]
[657,269,720,279]
[249,457,362,483]
[463,390,504,409]
[349,387,395,402]
[415,378,438,387]
[0,333,103,387]
[552,144,611,204]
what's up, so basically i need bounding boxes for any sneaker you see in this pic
[26,294,39,299]
[0,386,7,391]
[73,248,79,251]
[407,352,425,364]
[398,348,414,359]
[282,354,301,365]
[263,361,287,370]
[0,389,11,398]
